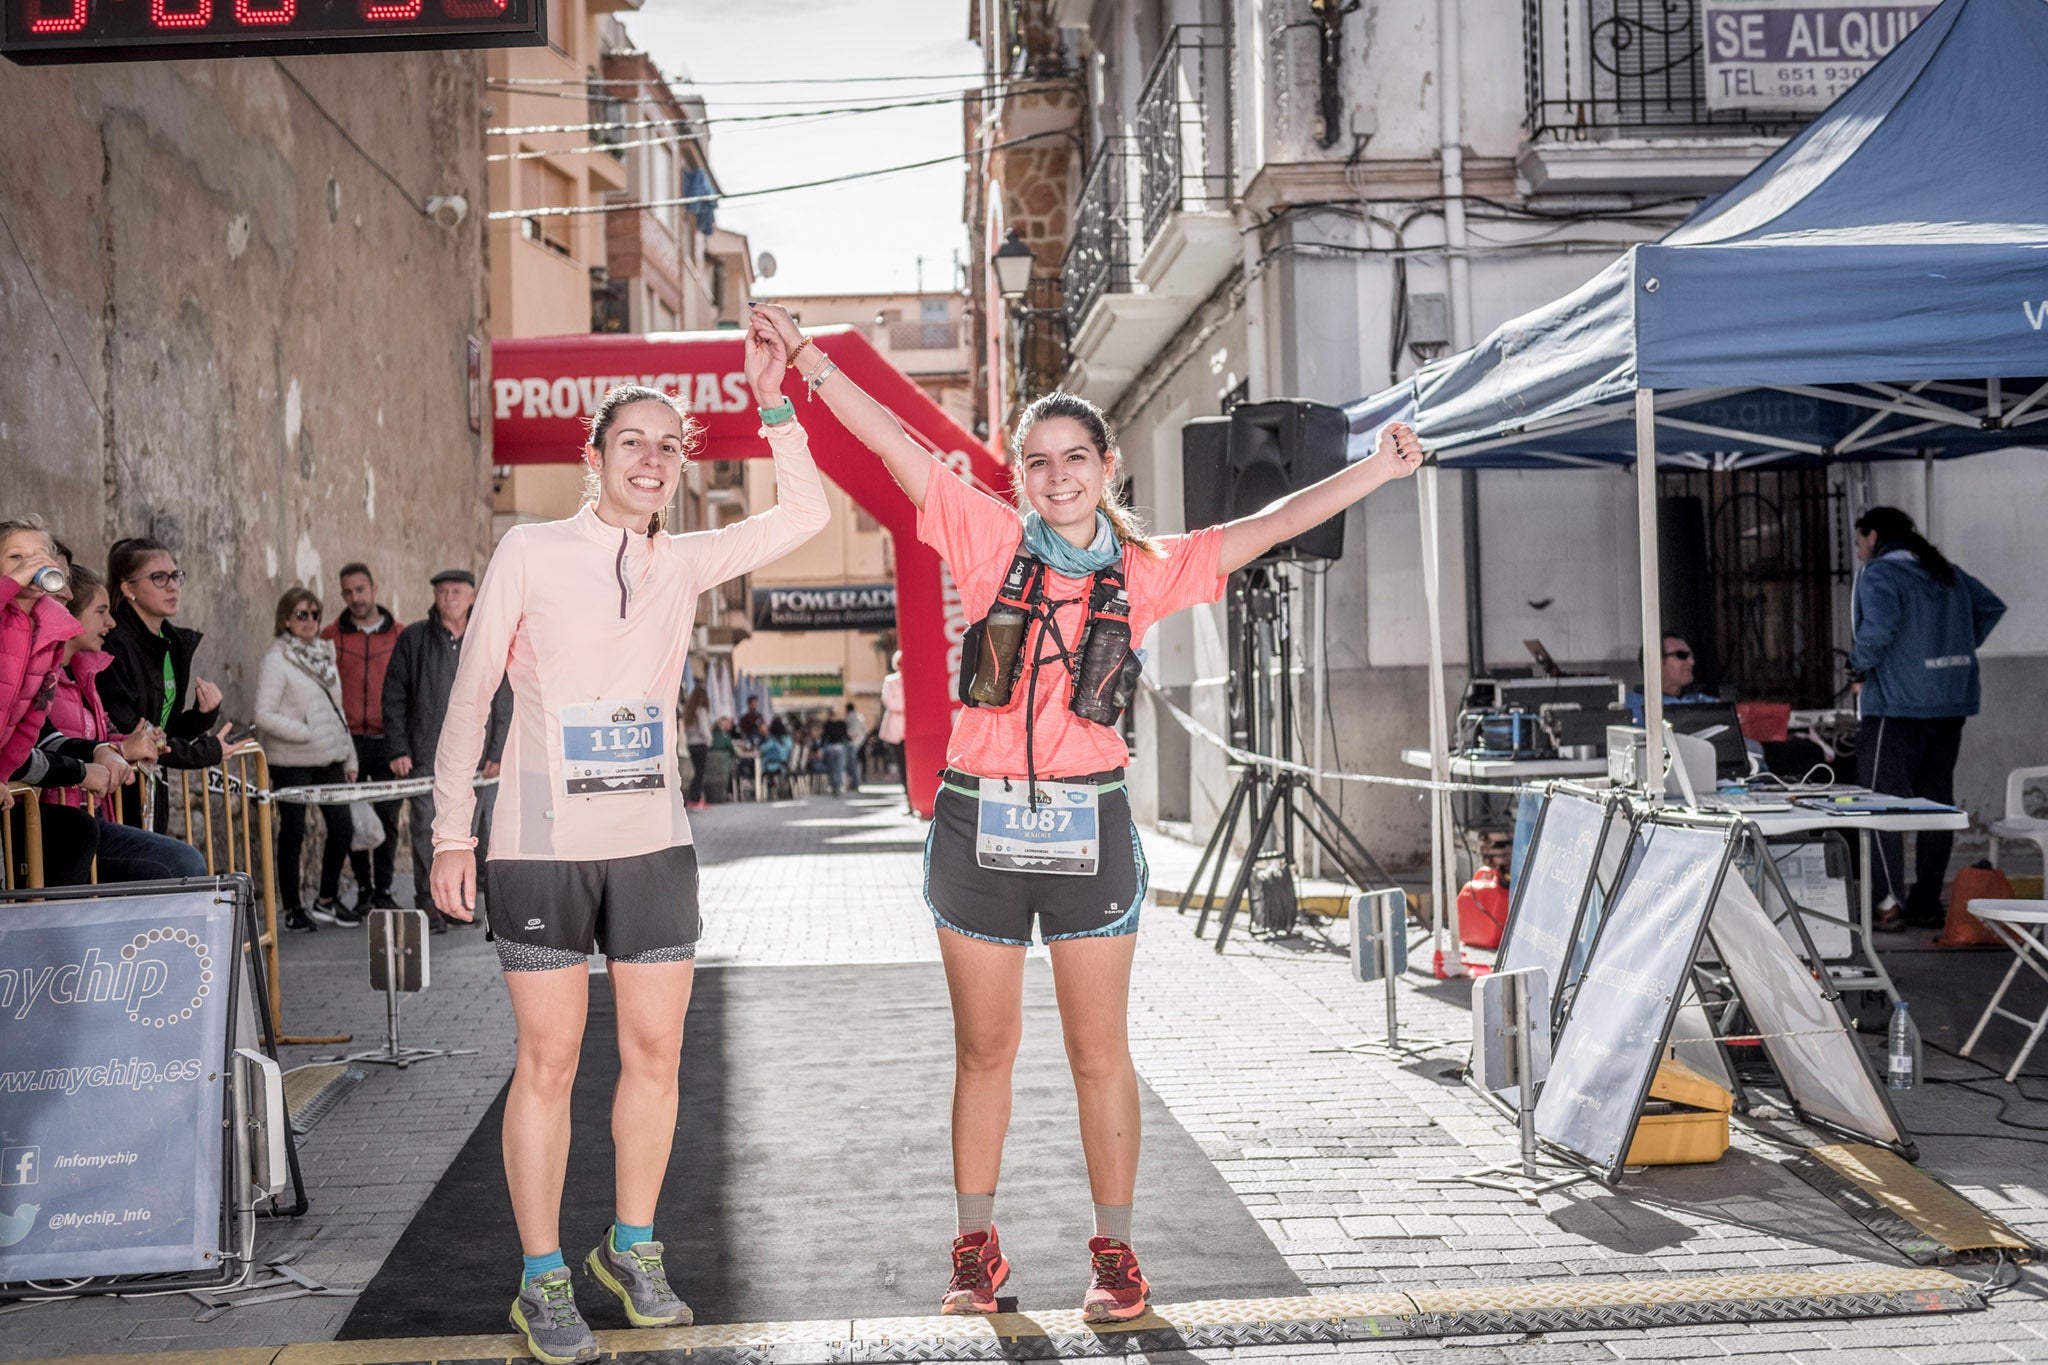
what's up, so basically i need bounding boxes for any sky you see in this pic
[619,0,986,299]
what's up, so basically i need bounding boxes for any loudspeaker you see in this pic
[1180,399,1348,562]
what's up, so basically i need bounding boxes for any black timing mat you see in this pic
[340,961,1299,1334]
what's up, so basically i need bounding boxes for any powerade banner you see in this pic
[1702,1,1937,111]
[751,583,898,632]
[0,889,236,1280]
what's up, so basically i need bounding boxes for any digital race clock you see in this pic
[2,0,544,63]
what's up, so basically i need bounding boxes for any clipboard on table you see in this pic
[1792,794,1960,816]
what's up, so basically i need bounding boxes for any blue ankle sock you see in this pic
[612,1220,653,1253]
[522,1249,565,1286]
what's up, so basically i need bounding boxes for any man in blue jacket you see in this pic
[1850,506,2005,930]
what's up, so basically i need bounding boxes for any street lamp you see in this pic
[991,228,1035,300]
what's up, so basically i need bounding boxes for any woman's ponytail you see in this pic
[1857,506,1957,586]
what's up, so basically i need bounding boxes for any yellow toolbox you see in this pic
[1624,1055,1734,1166]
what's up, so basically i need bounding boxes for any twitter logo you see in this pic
[0,1203,39,1248]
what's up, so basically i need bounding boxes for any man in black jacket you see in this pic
[383,569,511,929]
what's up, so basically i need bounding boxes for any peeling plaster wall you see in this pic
[0,54,493,714]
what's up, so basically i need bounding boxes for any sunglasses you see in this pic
[292,608,322,621]
[128,569,186,589]
[1663,649,1694,661]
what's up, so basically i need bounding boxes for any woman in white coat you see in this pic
[257,587,359,932]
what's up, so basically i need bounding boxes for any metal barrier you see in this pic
[161,747,331,1043]
[7,755,495,1046]
[2,781,45,889]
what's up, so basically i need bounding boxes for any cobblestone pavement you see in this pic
[5,789,2048,1362]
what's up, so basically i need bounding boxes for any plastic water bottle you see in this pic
[1887,1001,1916,1091]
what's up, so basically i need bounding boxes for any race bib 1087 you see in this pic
[976,781,1100,876]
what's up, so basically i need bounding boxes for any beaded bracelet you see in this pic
[784,335,814,369]
[806,358,839,400]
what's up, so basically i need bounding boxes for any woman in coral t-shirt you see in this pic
[749,303,1422,1323]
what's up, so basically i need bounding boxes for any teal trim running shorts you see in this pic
[924,768,1146,947]
[484,843,701,971]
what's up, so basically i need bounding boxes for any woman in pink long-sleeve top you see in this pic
[428,311,827,1361]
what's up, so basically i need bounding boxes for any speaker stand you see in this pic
[1182,566,1395,952]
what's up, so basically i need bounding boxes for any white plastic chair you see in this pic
[1988,765,2048,874]
[1961,900,2048,1082]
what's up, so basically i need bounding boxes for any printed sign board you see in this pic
[1709,875,1907,1151]
[1536,823,1730,1178]
[1496,790,1613,1018]
[751,583,897,633]
[0,889,236,1281]
[1701,0,1937,111]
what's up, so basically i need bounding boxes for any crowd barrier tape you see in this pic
[1137,676,1520,798]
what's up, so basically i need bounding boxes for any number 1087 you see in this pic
[1003,807,1074,833]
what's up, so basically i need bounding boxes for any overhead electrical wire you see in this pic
[497,70,998,87]
[486,128,1067,221]
[486,84,1067,133]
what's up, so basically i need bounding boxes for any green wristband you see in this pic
[758,398,796,426]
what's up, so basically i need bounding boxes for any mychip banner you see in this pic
[1702,1,1938,111]
[751,583,897,632]
[0,888,237,1281]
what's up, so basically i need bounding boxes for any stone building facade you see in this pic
[0,54,494,713]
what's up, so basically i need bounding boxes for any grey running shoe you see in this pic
[508,1267,598,1364]
[585,1232,692,1327]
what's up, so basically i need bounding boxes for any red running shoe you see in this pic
[1081,1235,1151,1323]
[940,1226,1009,1315]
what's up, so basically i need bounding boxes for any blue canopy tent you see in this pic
[1343,0,2048,968]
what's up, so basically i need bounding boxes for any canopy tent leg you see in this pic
[1636,388,1666,795]
[1418,461,1466,977]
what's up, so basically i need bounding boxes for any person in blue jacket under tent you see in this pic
[1850,506,2005,932]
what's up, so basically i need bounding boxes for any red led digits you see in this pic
[234,0,295,23]
[441,0,506,15]
[358,0,422,17]
[27,0,88,33]
[150,0,212,26]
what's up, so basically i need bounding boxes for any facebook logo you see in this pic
[0,1148,37,1187]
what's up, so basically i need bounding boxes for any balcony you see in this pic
[1519,0,1806,193]
[588,81,628,162]
[1133,25,1237,300]
[1058,140,1179,404]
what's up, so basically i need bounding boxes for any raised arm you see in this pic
[1217,421,1426,575]
[748,301,937,508]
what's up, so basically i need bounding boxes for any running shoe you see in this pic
[585,1232,692,1327]
[1080,1235,1150,1324]
[940,1226,1009,1315]
[307,898,353,927]
[281,906,317,933]
[508,1267,599,1364]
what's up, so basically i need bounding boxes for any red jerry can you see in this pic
[1457,866,1510,949]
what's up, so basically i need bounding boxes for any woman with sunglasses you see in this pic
[256,588,359,932]
[100,537,248,832]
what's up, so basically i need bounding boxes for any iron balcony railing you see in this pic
[1009,274,1069,413]
[1522,0,1809,140]
[588,80,627,159]
[1059,139,1136,339]
[887,318,962,351]
[1136,24,1233,242]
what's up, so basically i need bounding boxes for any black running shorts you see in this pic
[484,843,701,970]
[924,768,1145,947]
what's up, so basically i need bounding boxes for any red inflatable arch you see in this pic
[491,327,1011,818]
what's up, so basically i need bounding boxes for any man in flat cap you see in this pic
[384,568,511,930]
